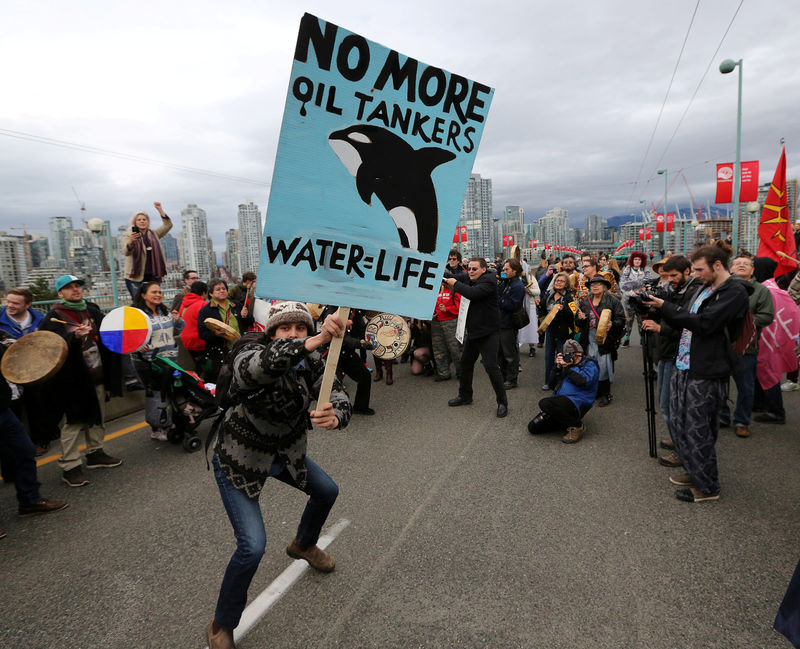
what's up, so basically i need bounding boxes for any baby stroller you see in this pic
[150,355,220,452]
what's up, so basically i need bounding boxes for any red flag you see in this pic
[528,239,533,248]
[508,235,514,246]
[716,163,734,203]
[453,229,459,243]
[638,228,644,241]
[666,213,674,232]
[757,148,796,276]
[460,226,467,242]
[502,235,508,246]
[655,213,665,232]
[740,161,760,201]
[646,227,652,240]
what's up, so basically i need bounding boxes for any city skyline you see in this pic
[1,2,798,253]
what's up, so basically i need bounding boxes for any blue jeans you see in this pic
[0,408,43,506]
[720,353,757,425]
[544,330,565,387]
[124,278,143,300]
[657,360,675,427]
[212,453,338,630]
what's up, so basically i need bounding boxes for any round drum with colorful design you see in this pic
[99,306,152,354]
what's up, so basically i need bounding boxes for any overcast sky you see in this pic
[2,0,798,254]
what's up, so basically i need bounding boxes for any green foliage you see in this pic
[29,277,57,302]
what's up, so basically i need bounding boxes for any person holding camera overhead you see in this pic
[122,202,173,299]
[619,251,659,346]
[576,275,626,406]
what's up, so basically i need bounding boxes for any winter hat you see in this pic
[753,256,778,283]
[563,339,583,356]
[266,301,314,335]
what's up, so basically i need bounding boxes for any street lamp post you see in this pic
[720,58,743,253]
[657,169,667,256]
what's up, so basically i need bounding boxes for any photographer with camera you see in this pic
[576,275,626,406]
[527,339,599,443]
[642,242,750,503]
[641,256,703,465]
[620,251,659,347]
[122,201,173,299]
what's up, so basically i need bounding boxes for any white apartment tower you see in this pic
[180,204,212,280]
[0,233,27,290]
[237,200,263,276]
[459,174,494,259]
[49,216,73,268]
[537,207,570,248]
[226,229,242,280]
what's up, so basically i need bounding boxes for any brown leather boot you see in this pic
[286,538,335,572]
[385,361,394,385]
[373,362,383,381]
[207,620,236,649]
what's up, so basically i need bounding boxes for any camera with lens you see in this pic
[442,268,454,280]
[561,351,574,364]
[628,277,666,317]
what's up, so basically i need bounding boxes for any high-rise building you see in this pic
[458,174,494,259]
[49,216,73,268]
[536,207,570,248]
[208,237,218,278]
[29,235,50,268]
[180,204,212,280]
[0,232,28,290]
[237,200,263,275]
[584,214,606,241]
[226,228,242,280]
[161,232,179,268]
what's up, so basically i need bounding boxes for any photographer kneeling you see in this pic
[527,339,599,443]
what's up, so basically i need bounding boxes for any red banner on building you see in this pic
[638,228,645,241]
[655,213,665,232]
[460,226,467,242]
[757,148,796,277]
[716,160,759,203]
[666,212,674,231]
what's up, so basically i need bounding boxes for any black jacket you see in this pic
[542,288,578,341]
[40,302,123,425]
[659,276,751,379]
[198,300,254,351]
[452,269,500,340]
[497,277,525,329]
[656,276,703,362]
[577,292,626,356]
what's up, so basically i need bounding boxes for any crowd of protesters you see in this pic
[2,229,799,537]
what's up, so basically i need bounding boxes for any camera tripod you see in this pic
[640,329,658,457]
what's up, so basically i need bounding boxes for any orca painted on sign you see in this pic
[328,124,455,254]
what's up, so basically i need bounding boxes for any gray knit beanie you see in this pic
[266,301,314,336]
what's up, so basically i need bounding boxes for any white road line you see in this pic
[204,518,350,648]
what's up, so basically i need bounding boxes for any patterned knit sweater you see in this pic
[215,337,351,498]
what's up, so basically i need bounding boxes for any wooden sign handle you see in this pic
[316,306,351,407]
[777,250,800,266]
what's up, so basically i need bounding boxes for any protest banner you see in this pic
[256,13,494,320]
[256,13,494,402]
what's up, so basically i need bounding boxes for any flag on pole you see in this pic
[757,147,796,277]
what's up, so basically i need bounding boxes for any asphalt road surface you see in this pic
[2,340,798,649]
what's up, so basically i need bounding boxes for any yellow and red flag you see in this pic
[757,147,796,277]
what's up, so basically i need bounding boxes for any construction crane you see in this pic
[9,225,33,268]
[72,186,87,226]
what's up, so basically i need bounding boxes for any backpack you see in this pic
[728,309,757,356]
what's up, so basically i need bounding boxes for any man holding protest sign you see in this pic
[445,258,509,417]
[207,302,351,649]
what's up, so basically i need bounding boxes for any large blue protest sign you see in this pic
[256,13,493,319]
